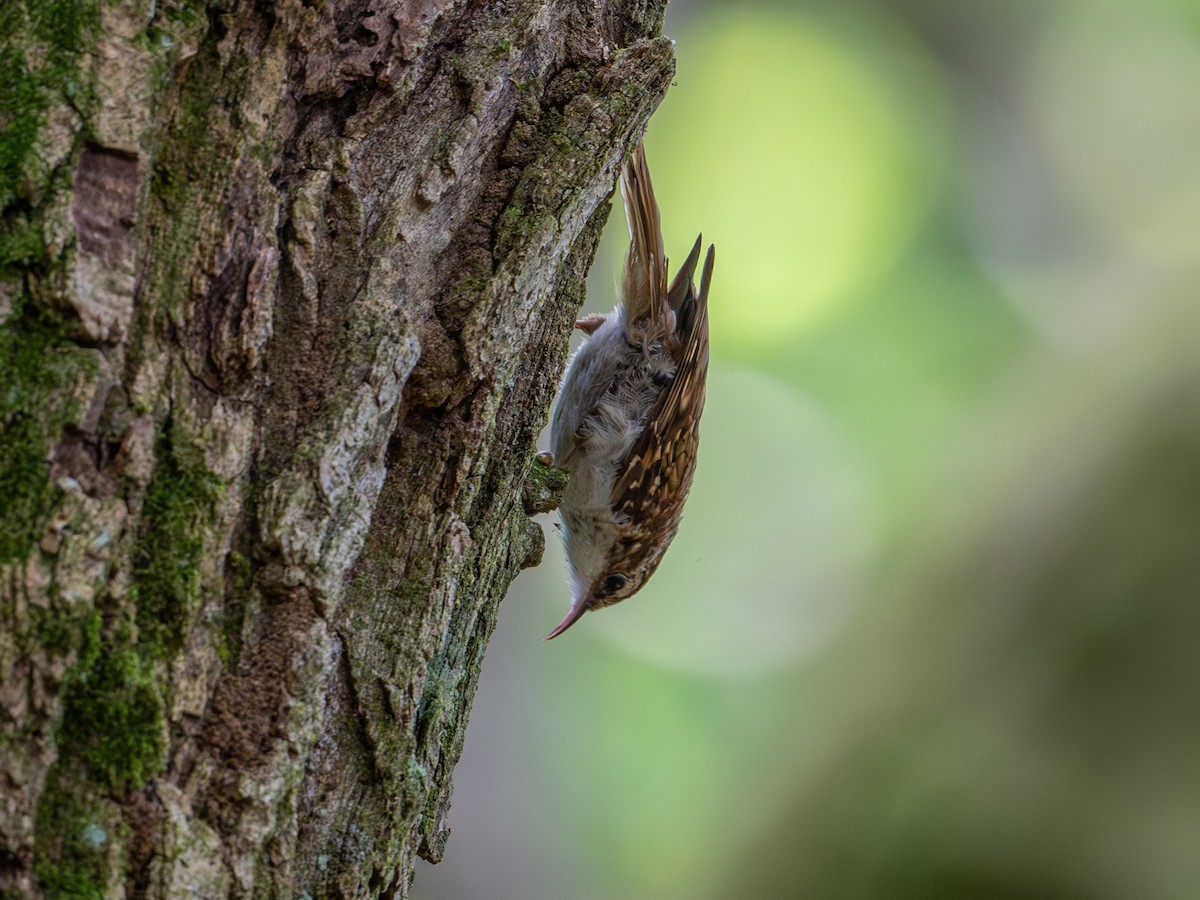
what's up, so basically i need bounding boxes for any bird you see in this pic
[541,141,714,639]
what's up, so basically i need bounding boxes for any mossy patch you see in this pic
[131,421,223,657]
[143,31,232,322]
[0,215,44,275]
[30,418,221,800]
[0,0,106,561]
[0,300,90,563]
[35,420,222,890]
[139,0,206,57]
[522,454,568,514]
[57,613,164,792]
[33,764,120,898]
[0,0,100,209]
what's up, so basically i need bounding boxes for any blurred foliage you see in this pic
[418,0,1200,898]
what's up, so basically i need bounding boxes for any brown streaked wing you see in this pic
[611,246,715,533]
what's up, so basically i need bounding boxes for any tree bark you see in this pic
[0,0,672,895]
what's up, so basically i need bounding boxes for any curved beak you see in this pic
[545,597,589,640]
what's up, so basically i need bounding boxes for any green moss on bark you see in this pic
[0,301,89,562]
[522,455,569,514]
[144,32,236,322]
[131,422,223,657]
[33,766,120,899]
[0,0,100,210]
[30,418,221,799]
[0,0,105,561]
[34,418,222,889]
[57,613,165,792]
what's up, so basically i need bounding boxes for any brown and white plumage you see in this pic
[545,143,715,639]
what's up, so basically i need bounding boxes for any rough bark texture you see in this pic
[0,0,673,895]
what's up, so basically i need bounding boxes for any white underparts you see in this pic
[547,307,676,600]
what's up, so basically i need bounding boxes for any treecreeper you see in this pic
[540,142,715,639]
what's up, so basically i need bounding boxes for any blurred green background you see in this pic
[417,0,1200,897]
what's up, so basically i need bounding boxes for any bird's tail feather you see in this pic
[619,143,668,328]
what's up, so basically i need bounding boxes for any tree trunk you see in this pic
[0,0,672,894]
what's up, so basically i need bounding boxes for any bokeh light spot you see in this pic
[645,8,945,347]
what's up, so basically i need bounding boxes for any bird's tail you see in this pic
[619,143,669,329]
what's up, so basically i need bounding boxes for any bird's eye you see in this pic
[601,573,627,596]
